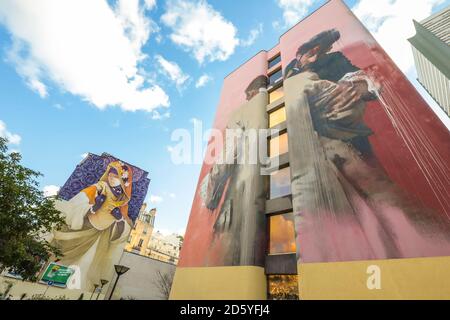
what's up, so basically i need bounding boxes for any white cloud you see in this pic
[152,110,171,120]
[155,54,190,89]
[352,0,444,74]
[195,74,212,88]
[149,194,164,204]
[352,0,450,128]
[43,185,60,197]
[169,193,176,199]
[275,0,315,27]
[161,0,239,64]
[0,0,169,112]
[144,0,157,10]
[0,120,21,145]
[241,23,263,47]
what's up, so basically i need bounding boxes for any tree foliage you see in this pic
[0,137,64,280]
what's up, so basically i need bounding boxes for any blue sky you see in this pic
[0,0,449,235]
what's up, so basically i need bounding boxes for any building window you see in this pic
[138,239,143,247]
[267,275,299,300]
[268,54,281,69]
[269,68,283,86]
[270,166,291,199]
[269,106,286,128]
[269,212,296,254]
[269,132,288,158]
[269,86,284,104]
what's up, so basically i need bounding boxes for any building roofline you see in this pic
[101,152,150,176]
[420,3,449,24]
[224,0,334,80]
[123,250,177,266]
[408,19,450,79]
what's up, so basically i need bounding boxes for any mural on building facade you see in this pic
[178,0,450,269]
[50,153,150,290]
[284,28,450,263]
[198,75,269,266]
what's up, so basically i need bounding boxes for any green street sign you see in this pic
[40,263,74,287]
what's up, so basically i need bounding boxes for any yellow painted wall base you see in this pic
[299,256,450,300]
[170,266,266,300]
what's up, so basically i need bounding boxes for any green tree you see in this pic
[0,137,64,281]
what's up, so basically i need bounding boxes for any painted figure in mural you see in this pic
[51,161,133,290]
[199,76,268,266]
[285,29,450,263]
[285,29,377,157]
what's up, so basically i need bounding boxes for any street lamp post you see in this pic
[96,279,109,300]
[108,265,130,300]
[90,284,99,300]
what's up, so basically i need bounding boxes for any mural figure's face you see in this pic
[297,46,321,69]
[297,45,333,70]
[107,171,124,197]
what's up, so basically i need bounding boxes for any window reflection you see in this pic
[269,69,283,85]
[269,86,284,104]
[270,167,291,198]
[268,55,281,69]
[269,133,288,158]
[269,213,296,254]
[268,275,299,300]
[269,107,286,128]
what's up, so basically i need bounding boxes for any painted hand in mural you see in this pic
[311,80,368,120]
[110,207,122,220]
[92,192,106,212]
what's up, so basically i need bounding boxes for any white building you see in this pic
[147,231,183,265]
[409,5,450,116]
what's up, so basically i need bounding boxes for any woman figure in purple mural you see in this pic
[49,161,133,291]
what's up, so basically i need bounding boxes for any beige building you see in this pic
[125,204,156,256]
[148,231,182,265]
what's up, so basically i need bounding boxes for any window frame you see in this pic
[268,83,284,104]
[266,211,297,256]
[268,67,283,86]
[268,164,292,200]
[268,53,281,69]
[268,103,286,128]
[268,130,289,158]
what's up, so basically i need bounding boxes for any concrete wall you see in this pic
[0,275,104,300]
[105,251,176,300]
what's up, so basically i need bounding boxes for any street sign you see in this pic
[40,263,74,288]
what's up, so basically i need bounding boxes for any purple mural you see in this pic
[58,153,150,222]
